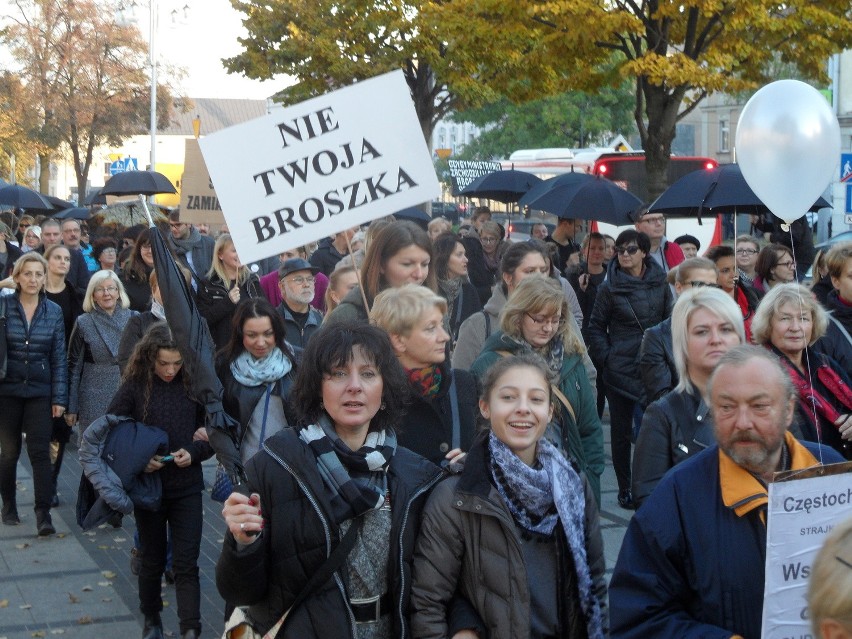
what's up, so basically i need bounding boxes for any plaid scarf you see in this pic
[503,333,564,380]
[299,415,396,525]
[488,432,604,639]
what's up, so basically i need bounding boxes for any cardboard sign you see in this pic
[199,70,440,263]
[180,139,224,224]
[762,461,852,638]
[448,159,502,196]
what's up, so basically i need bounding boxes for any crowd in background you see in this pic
[0,202,851,639]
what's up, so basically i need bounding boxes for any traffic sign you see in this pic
[109,157,138,175]
[846,183,852,215]
[842,153,852,183]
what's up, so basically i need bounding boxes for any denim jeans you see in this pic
[0,396,54,511]
[135,491,203,634]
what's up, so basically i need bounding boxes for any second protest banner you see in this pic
[199,70,440,263]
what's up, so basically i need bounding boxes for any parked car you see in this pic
[815,230,852,250]
[431,201,461,223]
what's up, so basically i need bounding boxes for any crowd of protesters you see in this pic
[1,202,852,639]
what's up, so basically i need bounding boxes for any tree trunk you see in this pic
[38,152,50,194]
[637,81,686,202]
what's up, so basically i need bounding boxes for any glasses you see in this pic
[100,248,117,255]
[287,275,315,286]
[614,245,641,256]
[776,260,796,269]
[18,223,31,229]
[736,248,758,256]
[639,215,665,225]
[688,281,721,289]
[94,286,118,295]
[480,236,499,244]
[169,223,185,229]
[525,313,564,329]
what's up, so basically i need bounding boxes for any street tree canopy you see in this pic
[425,0,852,198]
[1,0,176,199]
[225,0,464,147]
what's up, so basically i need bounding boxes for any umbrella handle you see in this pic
[139,194,157,229]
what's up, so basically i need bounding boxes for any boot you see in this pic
[181,630,199,639]
[35,509,55,536]
[2,501,20,525]
[142,613,165,639]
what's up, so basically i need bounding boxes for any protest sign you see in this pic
[448,159,502,195]
[199,70,440,263]
[180,139,224,225]
[762,461,852,638]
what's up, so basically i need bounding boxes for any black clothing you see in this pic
[276,301,323,351]
[195,273,262,353]
[568,269,605,336]
[45,284,83,348]
[0,396,54,511]
[117,312,163,374]
[0,241,22,278]
[638,317,675,406]
[814,290,852,375]
[544,235,580,274]
[120,266,153,312]
[439,280,482,346]
[309,237,347,277]
[460,236,495,306]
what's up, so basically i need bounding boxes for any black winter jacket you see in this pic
[638,316,675,406]
[397,364,478,466]
[117,311,163,374]
[814,290,852,375]
[216,427,443,639]
[586,258,673,401]
[196,272,262,353]
[0,293,68,404]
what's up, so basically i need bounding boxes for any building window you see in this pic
[719,119,730,153]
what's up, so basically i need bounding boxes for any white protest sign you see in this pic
[762,463,852,638]
[199,70,440,263]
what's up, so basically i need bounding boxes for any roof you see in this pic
[160,97,269,135]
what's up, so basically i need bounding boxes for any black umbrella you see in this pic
[461,169,543,204]
[54,206,91,220]
[146,209,244,483]
[84,188,107,206]
[101,170,176,196]
[649,163,829,217]
[44,194,74,212]
[518,172,643,225]
[394,205,430,222]
[0,184,54,211]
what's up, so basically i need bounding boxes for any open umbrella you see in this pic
[0,184,54,211]
[54,207,91,221]
[394,205,430,222]
[518,172,643,225]
[94,201,167,227]
[84,188,106,206]
[649,163,829,218]
[461,169,543,203]
[43,194,74,212]
[101,170,176,196]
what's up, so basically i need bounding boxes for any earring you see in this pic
[319,401,324,411]
[380,402,386,410]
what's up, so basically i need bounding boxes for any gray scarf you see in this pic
[230,347,292,387]
[169,225,202,256]
[90,306,133,359]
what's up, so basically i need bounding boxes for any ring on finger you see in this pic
[240,522,245,531]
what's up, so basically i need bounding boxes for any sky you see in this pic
[0,0,290,100]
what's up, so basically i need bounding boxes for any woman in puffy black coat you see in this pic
[0,253,67,536]
[196,234,262,353]
[586,230,673,510]
[217,322,444,639]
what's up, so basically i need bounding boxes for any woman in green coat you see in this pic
[470,275,605,503]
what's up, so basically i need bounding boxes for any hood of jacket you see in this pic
[605,256,668,294]
[482,284,507,317]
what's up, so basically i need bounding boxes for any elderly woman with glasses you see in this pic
[470,276,605,503]
[752,283,852,459]
[587,229,673,509]
[632,288,745,507]
[65,271,137,436]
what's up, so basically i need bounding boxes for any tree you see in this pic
[2,0,176,199]
[0,72,40,183]
[427,1,852,198]
[452,84,635,161]
[224,0,471,149]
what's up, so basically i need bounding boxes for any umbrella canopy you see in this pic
[101,170,176,196]
[0,184,54,211]
[518,172,643,225]
[54,206,91,220]
[93,201,167,227]
[148,213,244,482]
[461,169,543,204]
[394,205,430,222]
[84,188,106,206]
[44,194,74,212]
[649,163,830,217]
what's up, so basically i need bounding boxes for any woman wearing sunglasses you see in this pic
[587,230,673,510]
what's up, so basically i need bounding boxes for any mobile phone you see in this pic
[159,455,174,463]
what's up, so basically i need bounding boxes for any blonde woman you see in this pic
[196,233,262,352]
[470,275,605,503]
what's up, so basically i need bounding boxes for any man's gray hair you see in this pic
[706,344,795,401]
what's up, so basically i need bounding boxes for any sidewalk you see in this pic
[0,417,632,638]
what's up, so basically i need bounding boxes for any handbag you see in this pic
[0,296,7,381]
[212,385,273,503]
[222,516,364,639]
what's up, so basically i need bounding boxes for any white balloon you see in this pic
[735,80,840,224]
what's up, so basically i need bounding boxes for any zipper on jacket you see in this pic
[263,444,358,637]
[396,471,444,639]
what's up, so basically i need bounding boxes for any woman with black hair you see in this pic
[119,228,156,312]
[587,229,673,509]
[217,322,443,638]
[432,232,482,349]
[107,323,212,639]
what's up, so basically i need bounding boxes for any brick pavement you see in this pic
[0,417,632,638]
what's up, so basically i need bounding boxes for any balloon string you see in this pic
[787,224,824,466]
